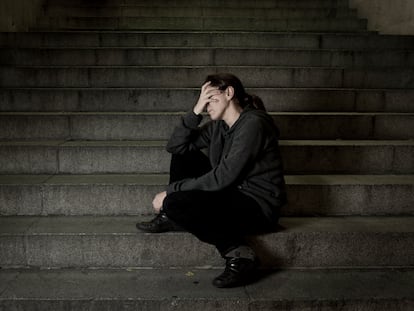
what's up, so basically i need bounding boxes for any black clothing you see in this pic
[163,152,275,254]
[166,105,287,221]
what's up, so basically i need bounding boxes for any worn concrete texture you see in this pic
[0,0,412,309]
[0,140,413,174]
[43,7,356,19]
[4,67,414,88]
[1,174,413,216]
[1,88,414,113]
[0,0,44,32]
[0,216,413,268]
[35,16,366,32]
[4,48,412,67]
[1,113,413,140]
[82,113,414,139]
[2,31,414,49]
[39,0,351,8]
[350,0,414,35]
[2,32,414,49]
[0,268,413,310]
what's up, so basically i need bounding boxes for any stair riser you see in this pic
[0,268,412,311]
[1,297,411,311]
[36,17,366,32]
[1,232,412,268]
[2,33,414,50]
[1,115,412,140]
[43,0,351,9]
[43,7,357,18]
[0,301,247,311]
[1,268,413,311]
[2,49,413,67]
[1,89,414,113]
[0,145,412,174]
[2,67,414,88]
[1,183,413,216]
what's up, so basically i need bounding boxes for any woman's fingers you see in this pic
[194,82,221,114]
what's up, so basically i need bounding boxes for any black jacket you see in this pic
[166,105,287,221]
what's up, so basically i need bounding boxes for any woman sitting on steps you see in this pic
[136,73,287,288]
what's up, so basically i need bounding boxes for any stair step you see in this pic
[0,268,412,310]
[35,16,367,32]
[0,0,412,306]
[1,174,413,216]
[2,32,414,49]
[44,0,351,9]
[42,7,357,19]
[2,66,414,88]
[0,140,413,175]
[1,113,412,140]
[1,216,413,268]
[1,88,414,113]
[2,47,413,67]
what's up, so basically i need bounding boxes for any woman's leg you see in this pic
[163,188,272,255]
[169,151,211,183]
[163,188,271,288]
[157,152,273,287]
[136,151,211,233]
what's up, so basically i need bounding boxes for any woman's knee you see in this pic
[163,190,205,221]
[162,191,192,218]
[162,192,179,214]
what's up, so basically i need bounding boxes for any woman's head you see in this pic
[204,73,266,111]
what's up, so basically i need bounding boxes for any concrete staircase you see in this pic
[0,0,413,309]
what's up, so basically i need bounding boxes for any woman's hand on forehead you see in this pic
[193,82,222,114]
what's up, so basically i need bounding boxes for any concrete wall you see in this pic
[0,0,45,32]
[350,0,414,35]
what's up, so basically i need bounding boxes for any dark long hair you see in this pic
[204,73,266,111]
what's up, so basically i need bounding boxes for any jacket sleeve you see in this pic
[166,111,211,154]
[167,116,265,194]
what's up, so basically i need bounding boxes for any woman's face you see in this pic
[206,87,231,121]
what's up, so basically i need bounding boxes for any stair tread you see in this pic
[2,111,413,115]
[2,86,414,93]
[1,174,414,185]
[1,216,412,268]
[1,216,413,235]
[41,16,363,20]
[1,139,414,147]
[2,30,378,34]
[4,46,413,51]
[0,268,412,304]
[9,64,414,68]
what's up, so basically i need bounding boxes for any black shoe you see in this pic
[212,257,259,288]
[136,212,183,233]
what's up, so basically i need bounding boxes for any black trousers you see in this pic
[162,151,275,255]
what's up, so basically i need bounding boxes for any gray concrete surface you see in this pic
[2,66,414,88]
[0,268,413,310]
[0,216,413,268]
[0,0,413,308]
[43,0,350,9]
[2,47,413,67]
[1,88,414,113]
[0,174,413,216]
[0,140,413,174]
[2,32,414,49]
[1,113,413,140]
[42,7,356,19]
[35,16,366,32]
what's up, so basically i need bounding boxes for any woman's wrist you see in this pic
[193,103,204,115]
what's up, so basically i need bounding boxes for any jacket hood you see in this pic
[226,105,278,136]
